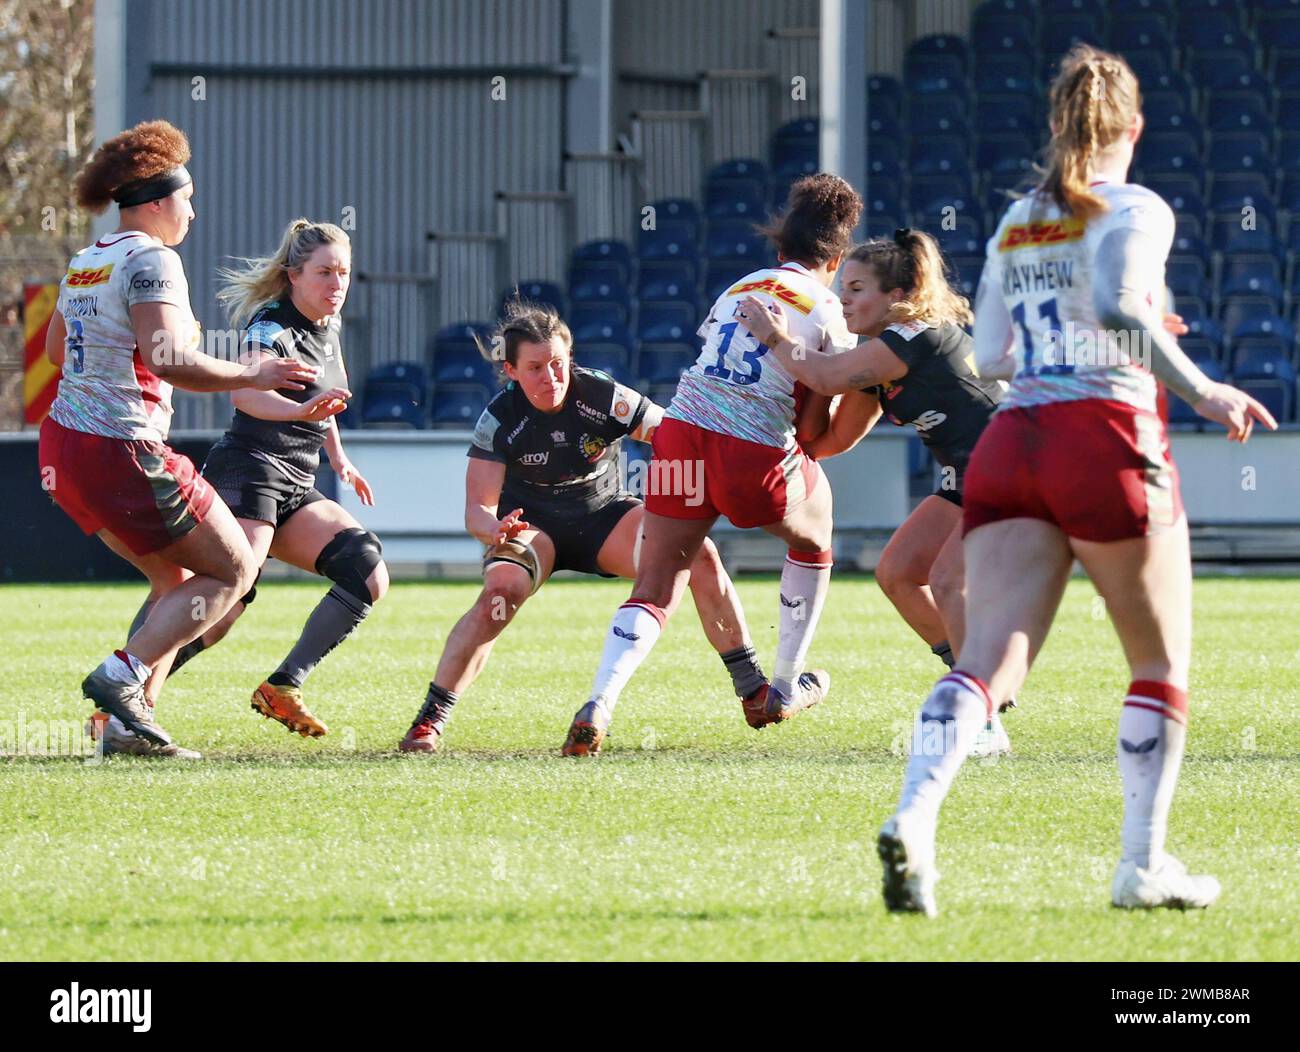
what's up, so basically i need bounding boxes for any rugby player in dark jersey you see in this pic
[123,219,387,739]
[738,229,1013,751]
[399,302,767,754]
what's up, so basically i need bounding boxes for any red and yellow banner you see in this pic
[23,282,60,425]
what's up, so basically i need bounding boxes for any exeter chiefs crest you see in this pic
[580,433,607,463]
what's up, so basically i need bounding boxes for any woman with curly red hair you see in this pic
[40,119,316,757]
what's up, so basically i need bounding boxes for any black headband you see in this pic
[893,227,913,247]
[113,165,192,207]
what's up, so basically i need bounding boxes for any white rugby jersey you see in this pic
[48,230,197,442]
[978,179,1174,414]
[666,261,857,449]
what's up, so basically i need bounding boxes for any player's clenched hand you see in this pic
[298,387,352,422]
[735,294,789,347]
[243,356,319,391]
[494,508,529,544]
[1193,382,1278,442]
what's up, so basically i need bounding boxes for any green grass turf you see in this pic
[0,576,1296,961]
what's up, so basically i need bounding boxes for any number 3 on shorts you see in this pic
[703,321,767,386]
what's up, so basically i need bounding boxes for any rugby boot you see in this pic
[743,668,830,728]
[250,681,328,738]
[86,711,202,760]
[561,700,611,757]
[82,662,171,746]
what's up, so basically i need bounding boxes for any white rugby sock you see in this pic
[1118,680,1188,869]
[587,601,666,715]
[104,649,151,686]
[772,548,832,697]
[896,671,991,826]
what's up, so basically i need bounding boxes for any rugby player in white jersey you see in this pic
[875,46,1276,915]
[39,120,316,757]
[562,174,862,755]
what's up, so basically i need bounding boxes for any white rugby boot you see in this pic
[969,712,1012,759]
[1112,855,1221,910]
[878,810,939,917]
[85,711,202,760]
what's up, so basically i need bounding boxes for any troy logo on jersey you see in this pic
[998,218,1086,251]
[725,276,814,315]
[66,264,114,288]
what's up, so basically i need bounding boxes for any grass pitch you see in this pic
[0,575,1296,961]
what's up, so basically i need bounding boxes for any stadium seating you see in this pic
[362,362,429,430]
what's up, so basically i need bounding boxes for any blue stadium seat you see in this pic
[909,33,970,70]
[972,17,1035,57]
[649,199,701,238]
[1123,0,1175,18]
[1279,173,1300,212]
[1109,15,1174,54]
[366,361,429,407]
[637,264,697,303]
[1041,0,1104,14]
[432,344,494,388]
[433,320,491,355]
[1172,231,1210,266]
[909,136,971,178]
[910,107,970,137]
[772,121,819,179]
[1233,342,1296,380]
[705,221,767,263]
[1206,132,1271,174]
[1180,0,1244,12]
[569,269,632,309]
[908,89,968,122]
[1256,8,1300,55]
[1235,378,1294,423]
[1208,173,1273,213]
[1040,14,1105,56]
[1142,92,1189,127]
[1208,215,1278,254]
[637,343,698,386]
[1183,316,1225,357]
[569,262,628,299]
[568,306,630,343]
[1138,131,1203,176]
[974,94,1036,137]
[868,113,904,142]
[708,158,768,184]
[1278,133,1300,171]
[704,260,754,302]
[363,397,426,430]
[1186,50,1256,89]
[867,75,903,121]
[976,133,1035,174]
[429,385,488,430]
[1224,311,1293,344]
[637,222,698,264]
[575,342,636,387]
[1168,346,1227,423]
[1205,94,1271,135]
[973,54,1036,94]
[949,254,985,299]
[974,0,1040,22]
[1123,50,1173,82]
[636,302,696,344]
[905,53,968,93]
[1177,16,1250,52]
[1167,257,1210,303]
[1222,298,1287,337]
[865,178,903,217]
[572,239,633,273]
[934,216,984,258]
[704,180,768,221]
[867,154,903,183]
[505,281,566,317]
[1277,54,1300,91]
[1277,97,1300,135]
[865,215,904,240]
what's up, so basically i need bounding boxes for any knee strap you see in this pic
[483,538,542,596]
[315,527,384,604]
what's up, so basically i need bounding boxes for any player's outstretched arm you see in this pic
[465,457,528,546]
[804,389,883,459]
[323,416,375,506]
[735,294,906,394]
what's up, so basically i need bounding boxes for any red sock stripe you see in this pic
[946,669,994,719]
[1125,679,1189,725]
[786,548,833,568]
[622,600,667,629]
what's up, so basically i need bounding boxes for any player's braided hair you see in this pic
[1038,44,1141,222]
[216,218,351,329]
[73,120,191,215]
[481,298,573,368]
[850,229,973,329]
[759,173,863,267]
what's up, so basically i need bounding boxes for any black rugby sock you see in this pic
[931,641,955,669]
[721,644,767,698]
[272,584,372,688]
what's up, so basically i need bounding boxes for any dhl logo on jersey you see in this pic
[65,264,114,288]
[998,218,1086,251]
[726,277,814,315]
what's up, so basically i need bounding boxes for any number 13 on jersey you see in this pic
[703,321,768,385]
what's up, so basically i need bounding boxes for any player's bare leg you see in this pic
[83,500,258,750]
[255,500,387,738]
[401,528,557,754]
[566,511,714,756]
[758,464,835,721]
[875,495,958,650]
[596,505,766,723]
[880,517,1072,916]
[1071,517,1217,909]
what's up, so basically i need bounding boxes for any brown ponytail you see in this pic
[849,229,973,329]
[1037,44,1141,222]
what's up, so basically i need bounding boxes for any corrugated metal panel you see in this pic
[497,193,573,285]
[431,235,503,325]
[914,0,972,38]
[631,113,707,202]
[869,0,908,77]
[702,73,771,166]
[613,0,817,76]
[152,0,564,67]
[566,154,642,244]
[618,79,699,124]
[770,28,820,126]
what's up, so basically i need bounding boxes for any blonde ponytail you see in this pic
[217,218,351,328]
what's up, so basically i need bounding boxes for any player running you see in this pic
[562,174,862,756]
[875,45,1276,916]
[39,120,316,758]
[735,228,1012,755]
[398,302,764,754]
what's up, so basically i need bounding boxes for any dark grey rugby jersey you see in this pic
[215,299,348,486]
[468,366,648,520]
